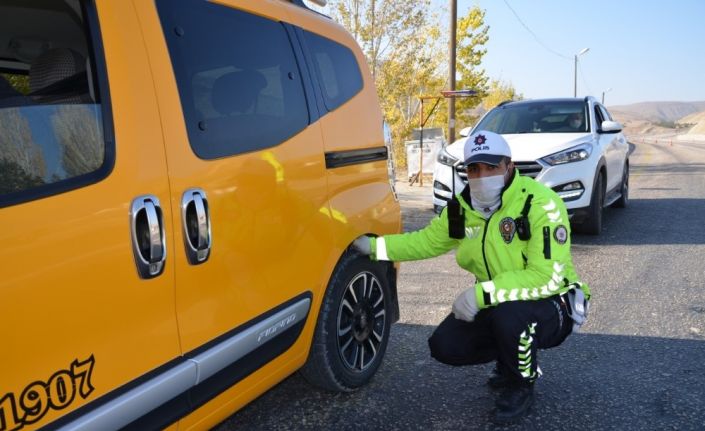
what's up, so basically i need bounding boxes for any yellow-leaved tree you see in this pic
[430,7,490,139]
[327,1,491,167]
[329,0,444,167]
[483,79,523,110]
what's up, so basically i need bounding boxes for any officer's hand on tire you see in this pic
[352,236,372,256]
[452,287,479,322]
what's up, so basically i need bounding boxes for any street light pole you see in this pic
[573,47,590,97]
[602,87,612,104]
[448,0,457,143]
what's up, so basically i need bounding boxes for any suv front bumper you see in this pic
[432,158,598,214]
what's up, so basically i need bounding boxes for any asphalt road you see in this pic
[217,137,705,430]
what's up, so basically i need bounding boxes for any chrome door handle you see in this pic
[181,188,211,265]
[130,195,167,279]
[193,193,208,249]
[145,201,163,262]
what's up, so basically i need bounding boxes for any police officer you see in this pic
[353,130,590,423]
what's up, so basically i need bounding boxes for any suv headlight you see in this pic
[541,144,592,166]
[437,147,459,166]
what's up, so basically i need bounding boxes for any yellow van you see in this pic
[0,0,401,429]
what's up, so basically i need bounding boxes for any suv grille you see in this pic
[454,161,543,181]
[514,161,543,178]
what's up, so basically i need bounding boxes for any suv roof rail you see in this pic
[497,100,513,107]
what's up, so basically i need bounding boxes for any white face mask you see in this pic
[468,171,507,210]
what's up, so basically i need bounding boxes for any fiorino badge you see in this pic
[499,217,516,243]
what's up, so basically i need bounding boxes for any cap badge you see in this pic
[474,134,487,146]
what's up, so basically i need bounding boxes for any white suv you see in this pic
[432,97,630,234]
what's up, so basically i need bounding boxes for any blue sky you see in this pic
[308,0,705,106]
[450,0,705,106]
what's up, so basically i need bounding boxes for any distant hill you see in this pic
[608,101,705,123]
[677,110,705,135]
[677,110,705,125]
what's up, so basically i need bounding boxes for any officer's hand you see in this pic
[452,287,479,322]
[352,236,372,256]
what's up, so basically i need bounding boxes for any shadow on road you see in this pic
[219,324,705,431]
[631,163,705,175]
[573,198,705,246]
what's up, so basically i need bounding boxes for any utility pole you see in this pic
[573,48,589,97]
[601,88,612,104]
[448,0,457,143]
[573,54,578,97]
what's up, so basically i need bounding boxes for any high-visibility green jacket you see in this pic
[371,171,589,310]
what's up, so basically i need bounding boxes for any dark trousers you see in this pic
[428,295,572,384]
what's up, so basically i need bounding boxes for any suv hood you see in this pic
[445,132,593,163]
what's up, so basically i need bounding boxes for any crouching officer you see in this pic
[353,130,590,423]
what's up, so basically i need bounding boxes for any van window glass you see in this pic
[0,0,110,206]
[156,0,309,159]
[303,31,363,112]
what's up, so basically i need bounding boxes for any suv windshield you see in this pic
[476,101,590,134]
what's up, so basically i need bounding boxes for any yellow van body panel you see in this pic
[133,0,400,428]
[0,0,401,428]
[133,0,331,350]
[0,2,181,429]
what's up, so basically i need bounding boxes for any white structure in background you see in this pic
[405,128,445,178]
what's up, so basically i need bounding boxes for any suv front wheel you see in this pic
[575,172,604,235]
[300,253,392,392]
[612,162,629,208]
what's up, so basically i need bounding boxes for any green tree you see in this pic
[431,6,490,135]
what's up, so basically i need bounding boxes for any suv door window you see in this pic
[598,104,613,121]
[157,0,309,159]
[594,105,606,130]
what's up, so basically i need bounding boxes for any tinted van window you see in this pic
[0,1,110,207]
[157,0,309,159]
[303,31,363,112]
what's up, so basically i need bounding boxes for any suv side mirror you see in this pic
[459,126,471,137]
[600,120,622,134]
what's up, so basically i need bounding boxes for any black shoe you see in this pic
[493,384,534,424]
[487,366,510,389]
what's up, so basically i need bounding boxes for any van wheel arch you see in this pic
[300,247,397,392]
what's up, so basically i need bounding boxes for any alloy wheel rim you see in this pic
[337,271,386,372]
